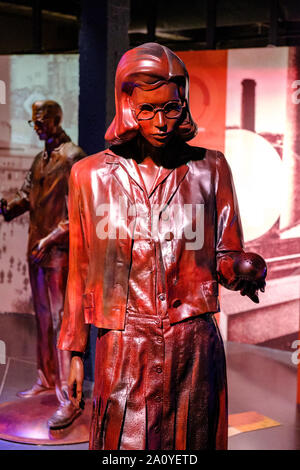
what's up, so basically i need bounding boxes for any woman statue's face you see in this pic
[130,82,183,148]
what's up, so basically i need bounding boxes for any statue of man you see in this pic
[0,100,86,429]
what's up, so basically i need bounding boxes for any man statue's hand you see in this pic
[68,356,84,409]
[30,238,49,264]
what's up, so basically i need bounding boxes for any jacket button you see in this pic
[158,293,166,301]
[155,366,162,373]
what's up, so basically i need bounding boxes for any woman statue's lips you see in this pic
[152,132,171,138]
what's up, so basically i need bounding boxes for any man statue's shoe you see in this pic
[17,382,53,398]
[47,402,81,429]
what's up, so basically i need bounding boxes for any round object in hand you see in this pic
[233,252,267,281]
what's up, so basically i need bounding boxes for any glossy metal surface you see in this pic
[59,144,246,350]
[89,313,227,450]
[59,43,266,450]
[0,394,91,445]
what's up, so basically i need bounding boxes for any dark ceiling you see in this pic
[1,0,300,53]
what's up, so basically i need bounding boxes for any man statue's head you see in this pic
[29,100,63,141]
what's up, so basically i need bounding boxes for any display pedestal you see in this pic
[0,392,91,445]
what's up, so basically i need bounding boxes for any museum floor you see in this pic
[0,339,299,451]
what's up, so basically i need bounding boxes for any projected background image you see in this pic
[0,54,79,314]
[178,46,300,351]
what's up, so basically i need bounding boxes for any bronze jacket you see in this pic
[3,135,86,267]
[59,144,244,352]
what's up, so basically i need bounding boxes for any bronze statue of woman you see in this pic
[59,43,266,450]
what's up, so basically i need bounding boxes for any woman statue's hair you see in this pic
[105,42,197,145]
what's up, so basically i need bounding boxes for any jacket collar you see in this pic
[104,148,189,203]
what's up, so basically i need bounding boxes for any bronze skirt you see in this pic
[89,313,228,450]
